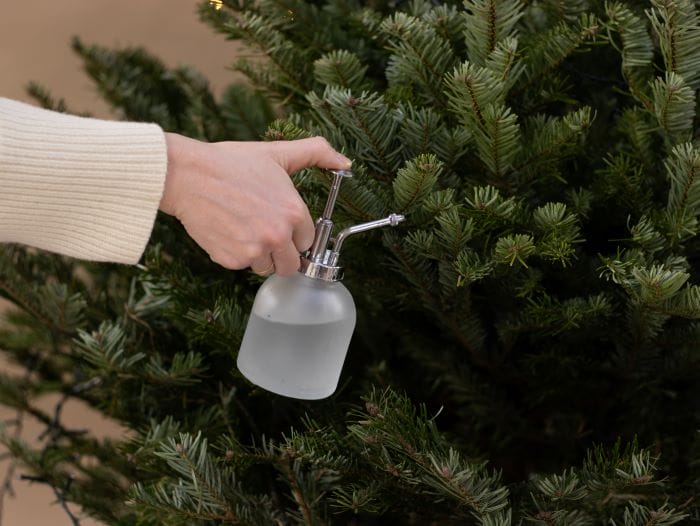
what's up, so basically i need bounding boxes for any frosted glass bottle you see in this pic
[236,168,404,400]
[237,272,356,400]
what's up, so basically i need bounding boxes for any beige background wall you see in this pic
[0,2,238,524]
[1,0,238,115]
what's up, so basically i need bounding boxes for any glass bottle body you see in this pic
[237,273,356,400]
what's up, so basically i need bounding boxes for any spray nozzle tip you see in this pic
[388,213,405,226]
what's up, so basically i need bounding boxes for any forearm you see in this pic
[0,98,167,263]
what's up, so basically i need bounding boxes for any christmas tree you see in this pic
[2,0,700,523]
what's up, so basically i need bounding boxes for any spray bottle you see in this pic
[237,169,404,399]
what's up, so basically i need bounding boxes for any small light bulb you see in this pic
[210,0,223,10]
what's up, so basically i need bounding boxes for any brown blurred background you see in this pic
[0,0,238,115]
[0,2,238,524]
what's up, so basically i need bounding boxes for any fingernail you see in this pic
[336,153,352,169]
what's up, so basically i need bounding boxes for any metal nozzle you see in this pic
[322,169,352,220]
[308,169,352,263]
[301,169,405,281]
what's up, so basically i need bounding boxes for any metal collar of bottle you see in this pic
[299,256,343,282]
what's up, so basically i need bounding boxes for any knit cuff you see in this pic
[0,98,167,264]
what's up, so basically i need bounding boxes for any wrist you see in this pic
[160,133,193,217]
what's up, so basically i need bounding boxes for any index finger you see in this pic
[269,137,352,174]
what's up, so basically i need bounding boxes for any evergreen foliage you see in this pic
[4,0,700,523]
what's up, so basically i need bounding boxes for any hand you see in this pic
[159,134,351,275]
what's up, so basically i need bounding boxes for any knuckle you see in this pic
[309,135,333,150]
[261,226,288,249]
[286,200,308,225]
[238,245,260,264]
[309,136,331,150]
[210,251,241,270]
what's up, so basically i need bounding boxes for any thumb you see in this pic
[270,137,352,174]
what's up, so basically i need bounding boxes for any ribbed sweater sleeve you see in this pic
[0,98,167,264]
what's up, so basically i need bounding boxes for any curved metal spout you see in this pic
[327,213,405,266]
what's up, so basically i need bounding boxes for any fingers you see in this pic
[291,204,315,253]
[250,253,275,276]
[272,240,303,276]
[270,137,352,174]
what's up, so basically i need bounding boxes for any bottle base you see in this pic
[237,359,335,400]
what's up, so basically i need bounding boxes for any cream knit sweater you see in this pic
[0,98,167,264]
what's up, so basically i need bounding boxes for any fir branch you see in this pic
[445,64,520,182]
[0,253,86,338]
[307,88,402,175]
[493,233,536,267]
[278,455,324,526]
[660,284,700,318]
[143,351,205,386]
[226,11,311,98]
[532,202,584,266]
[435,206,475,258]
[455,249,494,286]
[517,107,595,181]
[648,0,700,90]
[74,321,146,375]
[0,390,28,525]
[392,154,442,214]
[17,476,82,526]
[615,107,656,171]
[142,432,241,523]
[651,72,695,139]
[264,119,313,141]
[0,365,120,526]
[328,482,385,515]
[473,103,521,181]
[72,39,192,129]
[345,99,398,175]
[604,2,654,100]
[397,106,438,158]
[616,503,687,526]
[533,468,587,501]
[630,216,666,255]
[421,4,464,50]
[465,185,519,225]
[630,265,689,306]
[220,85,276,140]
[445,61,506,128]
[25,82,69,113]
[313,50,370,92]
[336,174,387,221]
[536,0,590,22]
[506,293,612,338]
[348,389,510,519]
[170,66,230,141]
[525,442,681,522]
[664,142,700,242]
[381,12,457,107]
[522,13,601,83]
[462,0,524,67]
[389,238,488,363]
[596,153,655,216]
[396,104,472,171]
[485,37,525,90]
[391,233,442,305]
